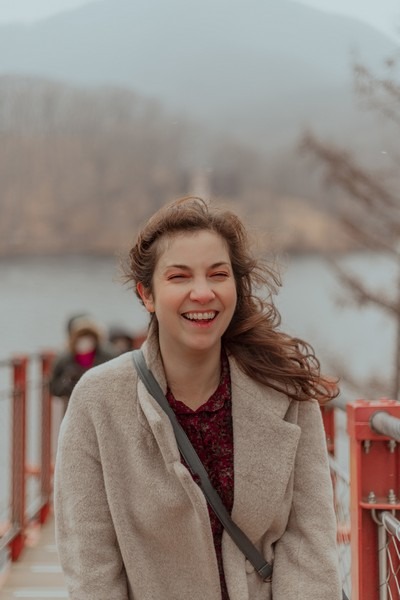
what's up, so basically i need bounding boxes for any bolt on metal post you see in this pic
[363,440,372,454]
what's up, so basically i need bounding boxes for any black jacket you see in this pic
[49,346,117,399]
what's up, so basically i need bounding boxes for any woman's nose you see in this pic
[189,280,216,303]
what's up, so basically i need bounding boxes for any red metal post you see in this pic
[321,405,335,455]
[347,399,400,600]
[10,355,28,561]
[39,352,54,524]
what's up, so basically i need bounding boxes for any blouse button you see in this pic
[245,560,255,574]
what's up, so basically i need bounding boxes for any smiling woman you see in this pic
[54,196,342,600]
[136,230,237,382]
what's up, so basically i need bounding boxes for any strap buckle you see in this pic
[257,562,273,582]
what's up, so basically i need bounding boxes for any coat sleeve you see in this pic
[272,399,342,600]
[54,375,130,600]
[49,354,68,397]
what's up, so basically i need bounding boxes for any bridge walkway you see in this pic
[1,515,68,599]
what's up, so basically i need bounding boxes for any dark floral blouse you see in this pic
[166,353,233,600]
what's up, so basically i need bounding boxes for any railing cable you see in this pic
[382,511,400,542]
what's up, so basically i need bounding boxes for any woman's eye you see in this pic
[168,274,186,280]
[211,272,229,279]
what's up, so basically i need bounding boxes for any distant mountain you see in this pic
[0,0,397,150]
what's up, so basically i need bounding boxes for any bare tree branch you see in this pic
[327,257,399,316]
[300,132,399,211]
[322,352,392,399]
[354,62,400,127]
[338,213,400,256]
[300,51,400,398]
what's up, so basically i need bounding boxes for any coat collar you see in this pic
[136,335,301,542]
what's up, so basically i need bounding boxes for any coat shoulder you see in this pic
[68,352,138,412]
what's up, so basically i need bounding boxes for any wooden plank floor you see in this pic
[1,516,69,599]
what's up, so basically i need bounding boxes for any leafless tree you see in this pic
[300,53,400,399]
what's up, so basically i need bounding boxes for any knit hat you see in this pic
[69,316,102,352]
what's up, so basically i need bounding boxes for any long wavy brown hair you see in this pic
[125,196,338,403]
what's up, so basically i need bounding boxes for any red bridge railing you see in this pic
[322,397,400,600]
[0,352,55,562]
[348,400,400,600]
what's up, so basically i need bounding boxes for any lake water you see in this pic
[0,252,398,520]
[0,252,397,379]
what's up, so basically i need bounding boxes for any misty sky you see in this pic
[0,0,398,39]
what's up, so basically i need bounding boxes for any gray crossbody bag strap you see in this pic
[132,349,273,582]
[132,350,349,600]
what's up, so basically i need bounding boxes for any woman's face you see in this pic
[138,230,237,358]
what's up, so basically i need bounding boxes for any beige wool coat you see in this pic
[54,335,342,600]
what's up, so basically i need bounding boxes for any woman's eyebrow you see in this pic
[164,264,189,270]
[164,261,231,270]
[210,262,231,268]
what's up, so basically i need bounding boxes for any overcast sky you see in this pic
[0,0,398,39]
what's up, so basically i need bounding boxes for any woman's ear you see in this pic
[137,282,155,313]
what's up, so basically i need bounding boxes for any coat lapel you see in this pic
[229,358,301,542]
[135,337,182,467]
[136,336,302,545]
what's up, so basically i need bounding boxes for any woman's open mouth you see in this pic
[181,311,218,323]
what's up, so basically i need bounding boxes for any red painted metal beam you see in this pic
[347,399,400,600]
[39,352,54,525]
[10,355,28,561]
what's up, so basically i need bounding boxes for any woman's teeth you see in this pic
[183,312,216,321]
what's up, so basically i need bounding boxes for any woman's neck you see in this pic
[160,345,222,411]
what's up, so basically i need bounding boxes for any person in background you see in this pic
[108,324,148,354]
[50,314,117,415]
[108,324,135,355]
[55,197,342,599]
